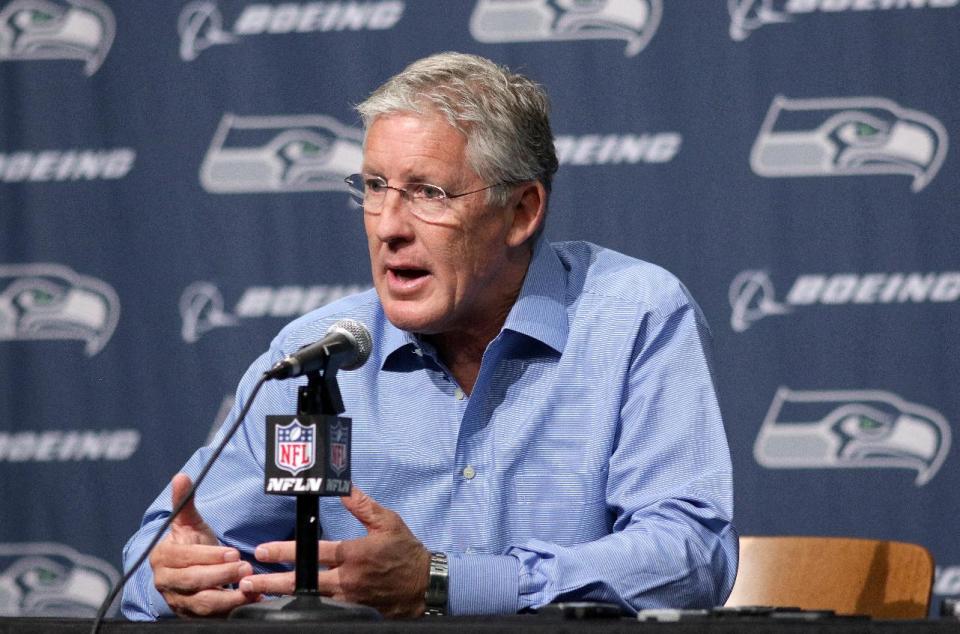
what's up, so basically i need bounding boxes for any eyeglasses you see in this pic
[344,173,503,222]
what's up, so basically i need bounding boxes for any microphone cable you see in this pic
[90,372,269,634]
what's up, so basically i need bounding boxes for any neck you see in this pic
[426,245,534,395]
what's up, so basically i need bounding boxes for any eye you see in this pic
[835,120,887,146]
[411,183,446,200]
[364,177,387,193]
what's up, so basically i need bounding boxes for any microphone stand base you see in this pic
[230,593,382,621]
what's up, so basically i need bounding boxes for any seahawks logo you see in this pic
[0,0,114,75]
[0,542,119,616]
[0,263,119,356]
[200,113,363,194]
[470,0,661,57]
[751,96,948,192]
[756,387,951,486]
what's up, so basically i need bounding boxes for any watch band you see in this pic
[424,551,449,616]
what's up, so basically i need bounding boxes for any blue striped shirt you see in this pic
[121,238,738,619]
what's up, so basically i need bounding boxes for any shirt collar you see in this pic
[380,236,569,369]
[501,236,569,355]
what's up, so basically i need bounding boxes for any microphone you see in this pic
[265,319,372,380]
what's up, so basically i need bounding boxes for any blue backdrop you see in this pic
[1,0,958,618]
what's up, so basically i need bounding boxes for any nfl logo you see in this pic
[275,420,316,476]
[329,420,349,476]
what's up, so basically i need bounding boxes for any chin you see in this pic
[381,302,445,335]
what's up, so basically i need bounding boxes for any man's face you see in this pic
[362,112,522,338]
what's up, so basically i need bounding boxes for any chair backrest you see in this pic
[725,536,934,619]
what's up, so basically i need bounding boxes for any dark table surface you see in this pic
[2,615,960,634]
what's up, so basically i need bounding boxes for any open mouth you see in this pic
[386,266,431,290]
[390,267,429,281]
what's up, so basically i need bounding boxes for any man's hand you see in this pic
[240,485,431,618]
[149,473,261,617]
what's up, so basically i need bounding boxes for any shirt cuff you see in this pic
[446,552,520,615]
[147,580,174,619]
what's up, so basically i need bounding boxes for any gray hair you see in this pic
[355,52,558,208]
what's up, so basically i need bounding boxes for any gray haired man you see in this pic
[123,52,737,619]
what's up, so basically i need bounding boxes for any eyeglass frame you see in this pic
[344,173,516,221]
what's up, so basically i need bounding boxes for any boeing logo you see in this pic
[755,387,951,486]
[0,429,139,462]
[0,0,114,75]
[200,113,363,194]
[730,0,959,41]
[180,281,370,343]
[470,0,661,57]
[751,96,948,192]
[0,148,135,182]
[0,263,120,356]
[555,132,681,165]
[729,270,960,332]
[178,0,404,61]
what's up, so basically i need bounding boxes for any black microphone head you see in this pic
[328,319,372,370]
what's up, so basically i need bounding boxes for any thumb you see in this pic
[340,484,395,533]
[170,472,206,529]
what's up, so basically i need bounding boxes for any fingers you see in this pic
[340,485,397,532]
[239,571,296,596]
[155,559,253,595]
[316,567,344,598]
[254,540,345,568]
[151,540,240,569]
[317,540,345,567]
[164,587,259,618]
[253,541,296,563]
[170,473,206,530]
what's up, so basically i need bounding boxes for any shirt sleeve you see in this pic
[448,299,738,615]
[120,349,296,620]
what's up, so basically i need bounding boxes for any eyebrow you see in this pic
[363,170,440,185]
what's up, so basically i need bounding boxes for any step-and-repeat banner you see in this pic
[1,0,957,618]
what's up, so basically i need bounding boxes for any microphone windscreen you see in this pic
[329,319,372,370]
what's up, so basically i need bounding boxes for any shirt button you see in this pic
[454,388,465,400]
[462,465,476,480]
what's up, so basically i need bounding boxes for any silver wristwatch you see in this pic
[424,551,449,616]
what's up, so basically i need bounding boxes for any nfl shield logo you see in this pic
[329,420,349,476]
[275,420,316,476]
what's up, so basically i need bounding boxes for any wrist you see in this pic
[423,551,448,616]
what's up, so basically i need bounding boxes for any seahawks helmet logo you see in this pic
[751,96,948,192]
[0,263,119,356]
[470,0,661,57]
[756,387,951,486]
[0,0,114,75]
[0,542,119,616]
[200,113,363,193]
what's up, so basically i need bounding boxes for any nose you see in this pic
[373,187,414,244]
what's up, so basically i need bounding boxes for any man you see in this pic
[122,52,738,619]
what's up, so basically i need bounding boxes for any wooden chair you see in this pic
[725,536,934,619]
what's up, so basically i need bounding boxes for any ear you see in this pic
[505,181,546,248]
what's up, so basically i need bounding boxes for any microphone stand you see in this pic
[231,358,380,621]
